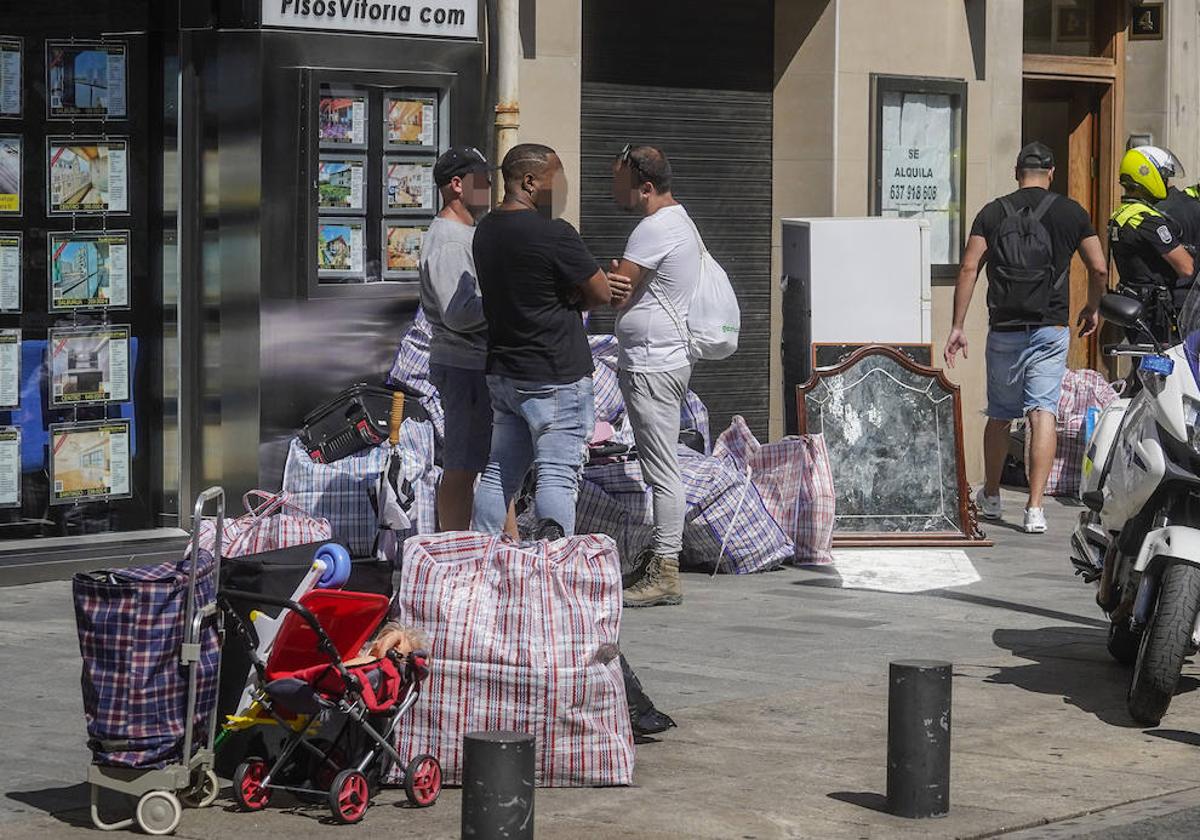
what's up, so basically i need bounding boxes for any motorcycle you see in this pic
[1069,287,1200,726]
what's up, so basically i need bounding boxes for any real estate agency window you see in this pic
[870,75,966,282]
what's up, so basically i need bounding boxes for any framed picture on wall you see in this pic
[46,40,127,119]
[0,426,19,508]
[47,138,129,215]
[0,37,22,117]
[316,154,366,213]
[317,216,366,280]
[383,157,435,215]
[383,223,427,279]
[48,230,131,311]
[1053,3,1093,43]
[384,92,438,151]
[0,135,19,214]
[1130,3,1164,41]
[870,74,967,284]
[49,420,132,504]
[0,232,19,312]
[318,87,367,149]
[49,325,131,406]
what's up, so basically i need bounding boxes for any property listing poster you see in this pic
[386,94,436,147]
[48,230,130,310]
[50,420,131,504]
[48,139,128,214]
[0,329,18,408]
[319,93,366,146]
[0,38,20,117]
[384,224,425,277]
[384,159,434,213]
[49,325,130,405]
[317,218,364,275]
[0,426,19,508]
[317,157,365,212]
[47,40,126,119]
[0,135,20,214]
[0,233,20,311]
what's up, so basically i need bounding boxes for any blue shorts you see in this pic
[985,326,1069,420]
[430,363,492,473]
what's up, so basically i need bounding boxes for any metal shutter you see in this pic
[580,0,774,441]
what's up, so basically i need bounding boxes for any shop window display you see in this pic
[0,15,176,541]
[310,78,447,294]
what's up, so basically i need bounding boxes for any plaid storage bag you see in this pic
[194,489,332,559]
[713,415,836,565]
[282,437,392,556]
[386,308,445,441]
[73,551,219,768]
[389,532,635,787]
[1044,369,1120,498]
[579,447,793,575]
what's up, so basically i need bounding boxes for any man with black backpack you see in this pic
[944,141,1108,534]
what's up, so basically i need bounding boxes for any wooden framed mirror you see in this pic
[796,344,991,547]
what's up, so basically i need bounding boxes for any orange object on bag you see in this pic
[389,391,405,444]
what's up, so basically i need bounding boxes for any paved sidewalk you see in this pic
[5,492,1200,838]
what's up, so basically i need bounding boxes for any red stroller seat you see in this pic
[222,587,442,823]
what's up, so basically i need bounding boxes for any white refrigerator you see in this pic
[780,217,933,432]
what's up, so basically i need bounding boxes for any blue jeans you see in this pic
[985,326,1070,419]
[471,375,595,535]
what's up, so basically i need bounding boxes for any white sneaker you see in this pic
[975,488,1003,520]
[1024,507,1047,534]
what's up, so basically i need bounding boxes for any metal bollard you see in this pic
[886,659,951,819]
[461,731,535,840]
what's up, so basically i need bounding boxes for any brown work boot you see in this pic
[623,553,682,608]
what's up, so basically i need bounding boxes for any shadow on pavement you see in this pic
[7,783,93,827]
[827,790,889,813]
[1146,728,1200,748]
[985,626,1196,727]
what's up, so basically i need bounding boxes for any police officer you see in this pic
[1109,145,1195,341]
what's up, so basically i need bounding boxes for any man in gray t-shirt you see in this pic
[419,146,511,532]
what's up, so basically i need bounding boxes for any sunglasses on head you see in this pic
[617,143,646,181]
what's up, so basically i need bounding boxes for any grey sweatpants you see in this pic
[618,365,692,557]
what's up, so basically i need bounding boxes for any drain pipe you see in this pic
[493,0,520,202]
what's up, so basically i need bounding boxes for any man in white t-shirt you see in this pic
[606,145,700,608]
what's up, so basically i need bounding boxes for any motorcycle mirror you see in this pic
[1099,293,1145,328]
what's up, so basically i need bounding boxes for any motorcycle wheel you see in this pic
[1127,563,1200,726]
[1106,619,1140,665]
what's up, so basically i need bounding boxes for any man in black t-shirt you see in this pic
[944,141,1108,534]
[470,143,613,536]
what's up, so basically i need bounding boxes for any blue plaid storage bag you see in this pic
[72,550,219,768]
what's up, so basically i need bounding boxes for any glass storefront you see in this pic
[0,3,180,545]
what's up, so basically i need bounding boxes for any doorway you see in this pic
[1022,79,1108,369]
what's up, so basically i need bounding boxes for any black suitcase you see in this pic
[299,384,394,463]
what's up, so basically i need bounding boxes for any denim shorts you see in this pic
[985,326,1070,420]
[429,363,492,473]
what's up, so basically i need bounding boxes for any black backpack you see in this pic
[985,193,1064,326]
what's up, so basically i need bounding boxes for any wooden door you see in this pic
[1023,80,1104,369]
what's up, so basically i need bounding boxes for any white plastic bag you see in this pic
[653,215,740,361]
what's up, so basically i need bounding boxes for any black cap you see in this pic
[1016,141,1055,170]
[434,146,490,187]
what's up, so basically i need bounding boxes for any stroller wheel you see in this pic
[233,759,272,811]
[403,754,442,807]
[329,769,371,824]
[135,790,182,835]
[181,769,220,808]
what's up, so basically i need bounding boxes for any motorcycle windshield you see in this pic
[1181,282,1200,387]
